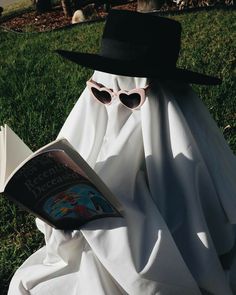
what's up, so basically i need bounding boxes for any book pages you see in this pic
[0,126,6,191]
[4,125,32,187]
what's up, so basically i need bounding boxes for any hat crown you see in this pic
[100,10,182,66]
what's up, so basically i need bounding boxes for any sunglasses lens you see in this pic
[119,93,141,109]
[91,87,112,104]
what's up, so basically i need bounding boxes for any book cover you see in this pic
[1,126,123,230]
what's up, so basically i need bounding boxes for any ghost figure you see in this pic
[8,9,236,295]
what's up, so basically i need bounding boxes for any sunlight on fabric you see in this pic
[168,101,194,161]
[197,232,209,248]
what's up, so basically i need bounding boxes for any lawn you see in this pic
[0,7,235,294]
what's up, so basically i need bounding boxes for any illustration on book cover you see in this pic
[43,184,117,221]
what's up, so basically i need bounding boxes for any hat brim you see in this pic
[56,50,221,85]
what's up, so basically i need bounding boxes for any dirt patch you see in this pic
[1,9,71,32]
[0,1,233,33]
[0,3,137,32]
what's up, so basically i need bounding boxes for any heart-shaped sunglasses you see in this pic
[86,79,149,110]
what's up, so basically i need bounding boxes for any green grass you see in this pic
[176,9,236,148]
[0,8,235,294]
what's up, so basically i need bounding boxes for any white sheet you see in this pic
[8,71,236,295]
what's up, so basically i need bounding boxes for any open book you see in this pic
[0,125,123,230]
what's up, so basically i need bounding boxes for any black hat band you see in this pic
[100,38,178,67]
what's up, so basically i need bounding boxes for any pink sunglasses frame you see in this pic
[86,79,149,110]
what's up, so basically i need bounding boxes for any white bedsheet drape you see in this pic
[8,71,236,295]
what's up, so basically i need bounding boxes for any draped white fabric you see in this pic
[8,71,236,295]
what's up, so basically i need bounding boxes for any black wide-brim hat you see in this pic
[56,9,221,85]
